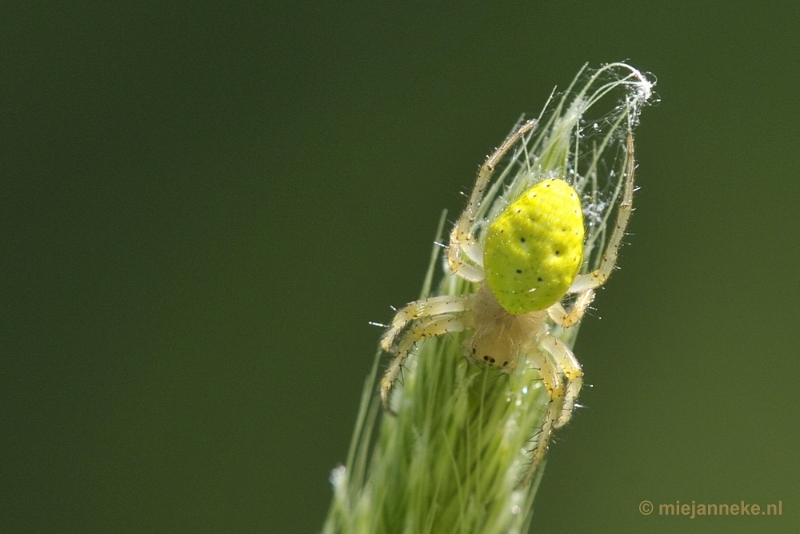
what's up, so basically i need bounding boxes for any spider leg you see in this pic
[547,289,595,328]
[516,326,583,488]
[380,295,471,353]
[539,332,583,428]
[447,119,538,282]
[569,133,637,293]
[517,339,564,489]
[380,314,468,414]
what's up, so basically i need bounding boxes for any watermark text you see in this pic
[639,500,783,519]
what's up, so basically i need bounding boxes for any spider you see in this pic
[379,119,637,487]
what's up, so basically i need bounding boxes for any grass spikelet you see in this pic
[324,62,655,534]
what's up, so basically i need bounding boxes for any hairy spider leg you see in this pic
[447,119,538,282]
[380,295,471,353]
[517,330,566,489]
[380,314,468,414]
[568,133,636,294]
[547,289,596,328]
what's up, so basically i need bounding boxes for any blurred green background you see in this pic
[1,2,798,533]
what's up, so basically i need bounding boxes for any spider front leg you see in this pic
[518,337,564,489]
[447,119,538,282]
[517,327,583,489]
[380,295,471,353]
[380,313,468,414]
[539,332,583,428]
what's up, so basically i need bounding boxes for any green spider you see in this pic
[380,119,637,487]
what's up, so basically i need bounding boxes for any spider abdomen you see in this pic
[483,179,584,314]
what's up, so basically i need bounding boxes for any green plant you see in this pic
[324,63,655,534]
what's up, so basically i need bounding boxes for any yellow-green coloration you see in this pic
[325,63,655,534]
[484,179,584,314]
